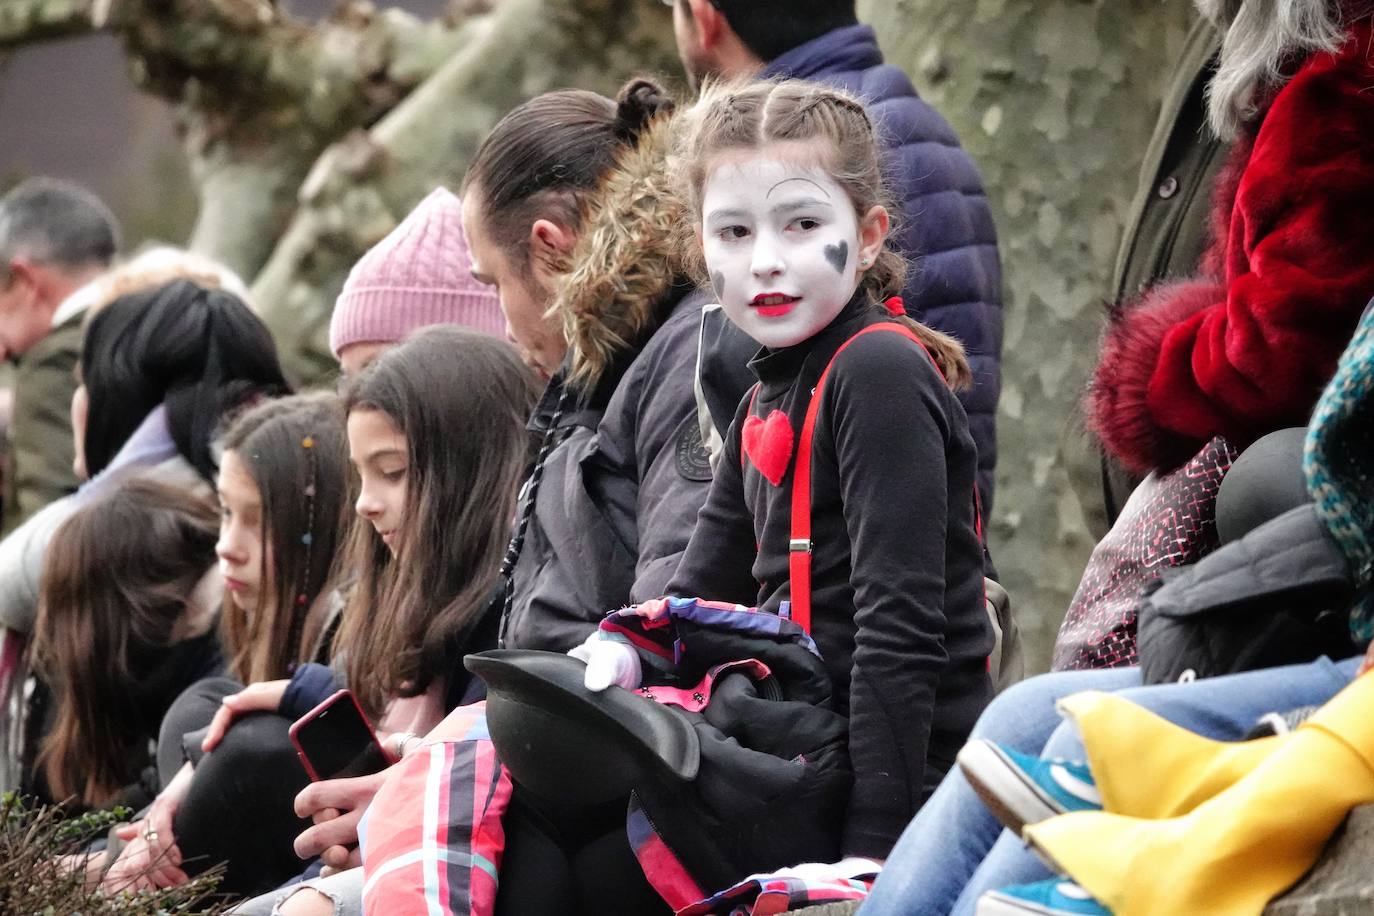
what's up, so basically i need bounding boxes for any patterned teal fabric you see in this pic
[1305,302,1374,643]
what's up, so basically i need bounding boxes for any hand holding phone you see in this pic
[289,689,392,782]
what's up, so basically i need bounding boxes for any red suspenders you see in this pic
[742,321,955,634]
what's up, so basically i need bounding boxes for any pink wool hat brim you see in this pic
[330,285,506,356]
[328,187,505,358]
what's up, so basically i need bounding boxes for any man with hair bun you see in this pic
[667,0,1004,513]
[0,178,120,532]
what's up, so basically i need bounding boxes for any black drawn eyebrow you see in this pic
[766,177,832,199]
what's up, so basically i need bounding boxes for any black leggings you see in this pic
[156,677,312,898]
[494,792,671,916]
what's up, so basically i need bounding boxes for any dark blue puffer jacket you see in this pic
[767,24,1004,511]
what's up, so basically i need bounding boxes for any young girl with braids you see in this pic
[100,392,354,896]
[353,81,994,916]
[600,78,994,865]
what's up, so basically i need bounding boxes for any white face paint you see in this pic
[701,154,862,349]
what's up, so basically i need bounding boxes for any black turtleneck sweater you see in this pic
[669,296,993,858]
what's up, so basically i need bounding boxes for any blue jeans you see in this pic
[859,656,1360,916]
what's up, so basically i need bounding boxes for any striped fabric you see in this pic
[358,598,860,914]
[360,703,512,916]
[627,792,708,911]
[1305,302,1374,642]
[676,872,873,915]
[628,792,875,916]
[600,596,822,669]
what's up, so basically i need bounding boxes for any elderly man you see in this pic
[0,178,120,532]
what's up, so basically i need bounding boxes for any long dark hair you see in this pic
[219,393,351,684]
[461,78,675,276]
[335,327,539,716]
[80,278,290,482]
[33,479,220,807]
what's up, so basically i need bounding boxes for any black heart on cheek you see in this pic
[823,240,849,275]
[711,270,726,301]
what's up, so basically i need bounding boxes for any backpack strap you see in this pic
[790,322,960,634]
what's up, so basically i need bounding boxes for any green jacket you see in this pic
[3,314,82,536]
[1102,17,1230,521]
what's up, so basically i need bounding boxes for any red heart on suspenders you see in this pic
[741,409,794,486]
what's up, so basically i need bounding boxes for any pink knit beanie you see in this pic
[329,187,504,358]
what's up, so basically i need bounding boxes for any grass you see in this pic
[0,792,229,914]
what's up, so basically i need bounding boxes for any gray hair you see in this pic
[0,178,120,283]
[1194,0,1355,139]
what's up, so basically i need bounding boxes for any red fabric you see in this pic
[1090,19,1374,475]
[361,703,512,916]
[741,409,794,487]
[790,322,941,637]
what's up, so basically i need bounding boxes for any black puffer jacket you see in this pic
[1138,504,1359,684]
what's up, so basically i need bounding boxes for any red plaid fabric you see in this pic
[360,702,512,916]
[676,870,873,915]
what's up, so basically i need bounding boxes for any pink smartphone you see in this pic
[288,689,392,782]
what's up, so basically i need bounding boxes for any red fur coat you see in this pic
[1089,18,1374,475]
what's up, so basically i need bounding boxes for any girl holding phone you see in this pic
[114,328,538,904]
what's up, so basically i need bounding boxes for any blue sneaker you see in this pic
[977,879,1110,915]
[957,739,1102,834]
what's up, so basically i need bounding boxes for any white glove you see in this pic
[568,633,642,692]
[743,857,884,884]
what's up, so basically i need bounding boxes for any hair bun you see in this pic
[614,78,675,145]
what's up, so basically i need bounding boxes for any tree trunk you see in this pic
[859,0,1194,669]
[250,0,680,381]
[0,0,94,48]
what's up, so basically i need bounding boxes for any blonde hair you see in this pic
[673,79,971,389]
[71,246,251,327]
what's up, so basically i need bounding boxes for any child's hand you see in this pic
[202,679,290,752]
[568,633,642,692]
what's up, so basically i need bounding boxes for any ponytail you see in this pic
[462,78,676,275]
[613,78,676,146]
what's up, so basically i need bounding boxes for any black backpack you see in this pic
[468,600,853,910]
[1138,504,1359,685]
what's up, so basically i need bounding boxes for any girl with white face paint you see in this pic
[655,80,995,870]
[700,147,876,350]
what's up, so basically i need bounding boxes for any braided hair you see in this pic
[673,79,972,390]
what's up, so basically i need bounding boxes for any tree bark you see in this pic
[0,0,95,49]
[858,0,1194,669]
[250,0,679,380]
[4,0,476,282]
[133,2,474,279]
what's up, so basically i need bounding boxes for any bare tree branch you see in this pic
[120,0,472,281]
[0,0,99,49]
[250,0,679,379]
